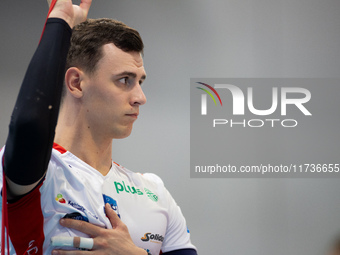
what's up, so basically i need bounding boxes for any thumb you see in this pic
[105,203,121,229]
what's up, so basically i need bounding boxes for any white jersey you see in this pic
[0,144,196,255]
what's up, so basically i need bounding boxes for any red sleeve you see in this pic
[8,181,45,255]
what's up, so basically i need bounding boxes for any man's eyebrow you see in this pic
[116,71,146,80]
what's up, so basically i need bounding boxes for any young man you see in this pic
[0,0,197,254]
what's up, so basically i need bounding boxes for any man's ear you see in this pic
[65,67,84,98]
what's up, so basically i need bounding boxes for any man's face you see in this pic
[81,43,147,139]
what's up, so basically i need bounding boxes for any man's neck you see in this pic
[54,108,113,176]
[57,138,113,176]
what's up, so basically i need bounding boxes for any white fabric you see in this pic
[0,147,196,255]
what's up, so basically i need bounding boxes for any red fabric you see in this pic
[2,170,9,255]
[2,147,9,255]
[39,0,58,43]
[53,142,67,154]
[8,181,45,255]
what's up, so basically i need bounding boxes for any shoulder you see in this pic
[113,163,169,201]
[141,172,165,186]
[113,162,165,187]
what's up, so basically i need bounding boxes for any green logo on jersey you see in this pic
[144,188,158,202]
[114,181,143,195]
[114,181,158,202]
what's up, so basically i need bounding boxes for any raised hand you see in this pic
[47,0,92,28]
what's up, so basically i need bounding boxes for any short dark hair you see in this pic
[66,18,144,74]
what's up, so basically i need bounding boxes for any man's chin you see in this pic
[112,129,133,139]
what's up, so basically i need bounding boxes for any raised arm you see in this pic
[3,0,91,198]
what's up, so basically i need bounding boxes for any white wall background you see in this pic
[1,1,340,254]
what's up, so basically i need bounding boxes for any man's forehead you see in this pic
[101,43,143,63]
[97,43,146,77]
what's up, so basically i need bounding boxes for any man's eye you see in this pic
[118,77,128,84]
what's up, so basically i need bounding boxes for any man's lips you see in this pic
[125,113,138,118]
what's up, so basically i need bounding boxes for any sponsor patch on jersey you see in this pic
[141,232,164,243]
[63,212,89,222]
[26,240,39,255]
[114,181,144,195]
[67,200,99,220]
[114,181,159,202]
[103,194,121,218]
[144,188,158,202]
[55,193,66,204]
[56,193,99,220]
